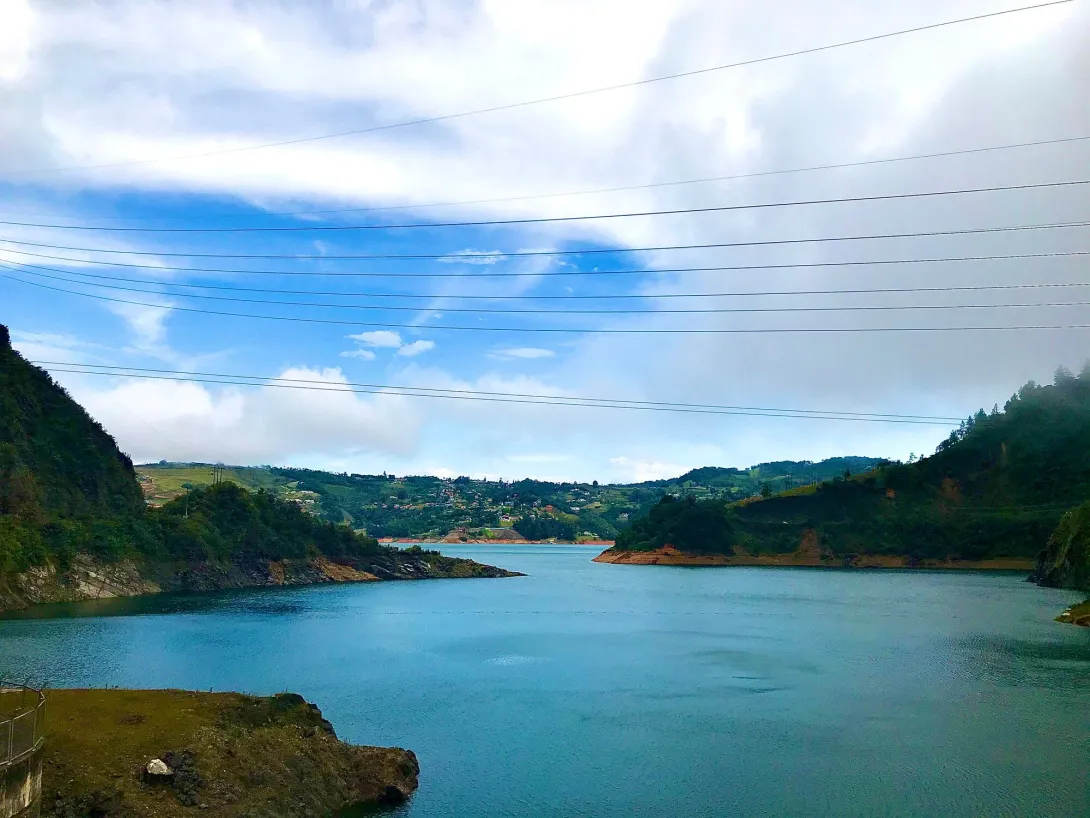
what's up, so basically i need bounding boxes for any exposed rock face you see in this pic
[594,541,1035,570]
[0,552,521,613]
[0,555,161,610]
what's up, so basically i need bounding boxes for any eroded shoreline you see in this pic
[593,547,1035,571]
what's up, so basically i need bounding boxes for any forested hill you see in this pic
[615,367,1090,563]
[0,328,514,598]
[137,456,884,542]
[0,324,144,524]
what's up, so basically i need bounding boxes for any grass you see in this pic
[136,465,290,505]
[40,688,418,817]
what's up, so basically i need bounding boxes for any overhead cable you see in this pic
[29,362,964,422]
[2,245,1086,279]
[3,179,1087,233]
[2,219,1088,261]
[7,272,1090,335]
[34,364,961,425]
[10,264,1090,316]
[9,257,1089,299]
[19,134,1088,222]
[3,1,1070,176]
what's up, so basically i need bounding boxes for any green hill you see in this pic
[612,367,1090,565]
[0,327,515,609]
[136,457,884,542]
[0,325,147,570]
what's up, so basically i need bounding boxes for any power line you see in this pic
[2,219,1088,260]
[30,361,964,422]
[2,244,1086,279]
[34,364,960,425]
[5,179,1087,233]
[3,1,1069,176]
[10,264,1090,316]
[7,272,1090,334]
[18,134,1089,222]
[9,256,1089,300]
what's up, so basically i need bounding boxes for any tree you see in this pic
[760,483,772,499]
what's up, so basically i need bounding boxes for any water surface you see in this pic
[1,545,1087,817]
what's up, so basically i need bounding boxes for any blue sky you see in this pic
[2,0,1088,481]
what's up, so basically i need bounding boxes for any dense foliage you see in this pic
[615,496,734,553]
[1035,499,1090,591]
[140,456,882,541]
[152,483,383,563]
[512,514,577,541]
[616,368,1090,561]
[0,329,385,570]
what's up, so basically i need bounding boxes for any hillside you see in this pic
[0,327,517,611]
[0,325,146,571]
[605,367,1090,567]
[136,456,884,542]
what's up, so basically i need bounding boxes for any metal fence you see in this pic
[0,684,45,767]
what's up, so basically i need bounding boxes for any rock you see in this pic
[144,758,173,780]
[377,785,411,804]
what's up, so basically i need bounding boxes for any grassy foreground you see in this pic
[41,689,418,817]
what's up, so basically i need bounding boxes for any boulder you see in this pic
[144,758,173,781]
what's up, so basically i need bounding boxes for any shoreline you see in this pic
[380,538,614,546]
[592,547,1036,571]
[0,551,521,614]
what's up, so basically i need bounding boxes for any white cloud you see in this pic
[0,0,33,82]
[349,330,403,348]
[340,348,376,360]
[345,332,435,358]
[490,347,556,360]
[4,0,1089,479]
[64,366,423,465]
[397,340,435,357]
[608,457,689,483]
[437,250,505,265]
[107,302,172,346]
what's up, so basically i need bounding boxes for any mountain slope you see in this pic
[0,327,517,609]
[606,368,1090,565]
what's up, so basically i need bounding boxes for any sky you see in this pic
[1,0,1088,482]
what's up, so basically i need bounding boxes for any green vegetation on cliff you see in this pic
[1035,499,1090,591]
[614,368,1090,562]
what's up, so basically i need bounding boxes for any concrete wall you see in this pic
[0,744,43,818]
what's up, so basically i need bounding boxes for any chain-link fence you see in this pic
[0,684,45,766]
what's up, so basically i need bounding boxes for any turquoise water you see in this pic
[1,544,1087,817]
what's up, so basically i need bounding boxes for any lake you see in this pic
[1,544,1087,817]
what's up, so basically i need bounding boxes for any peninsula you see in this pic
[0,325,518,614]
[596,368,1090,619]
